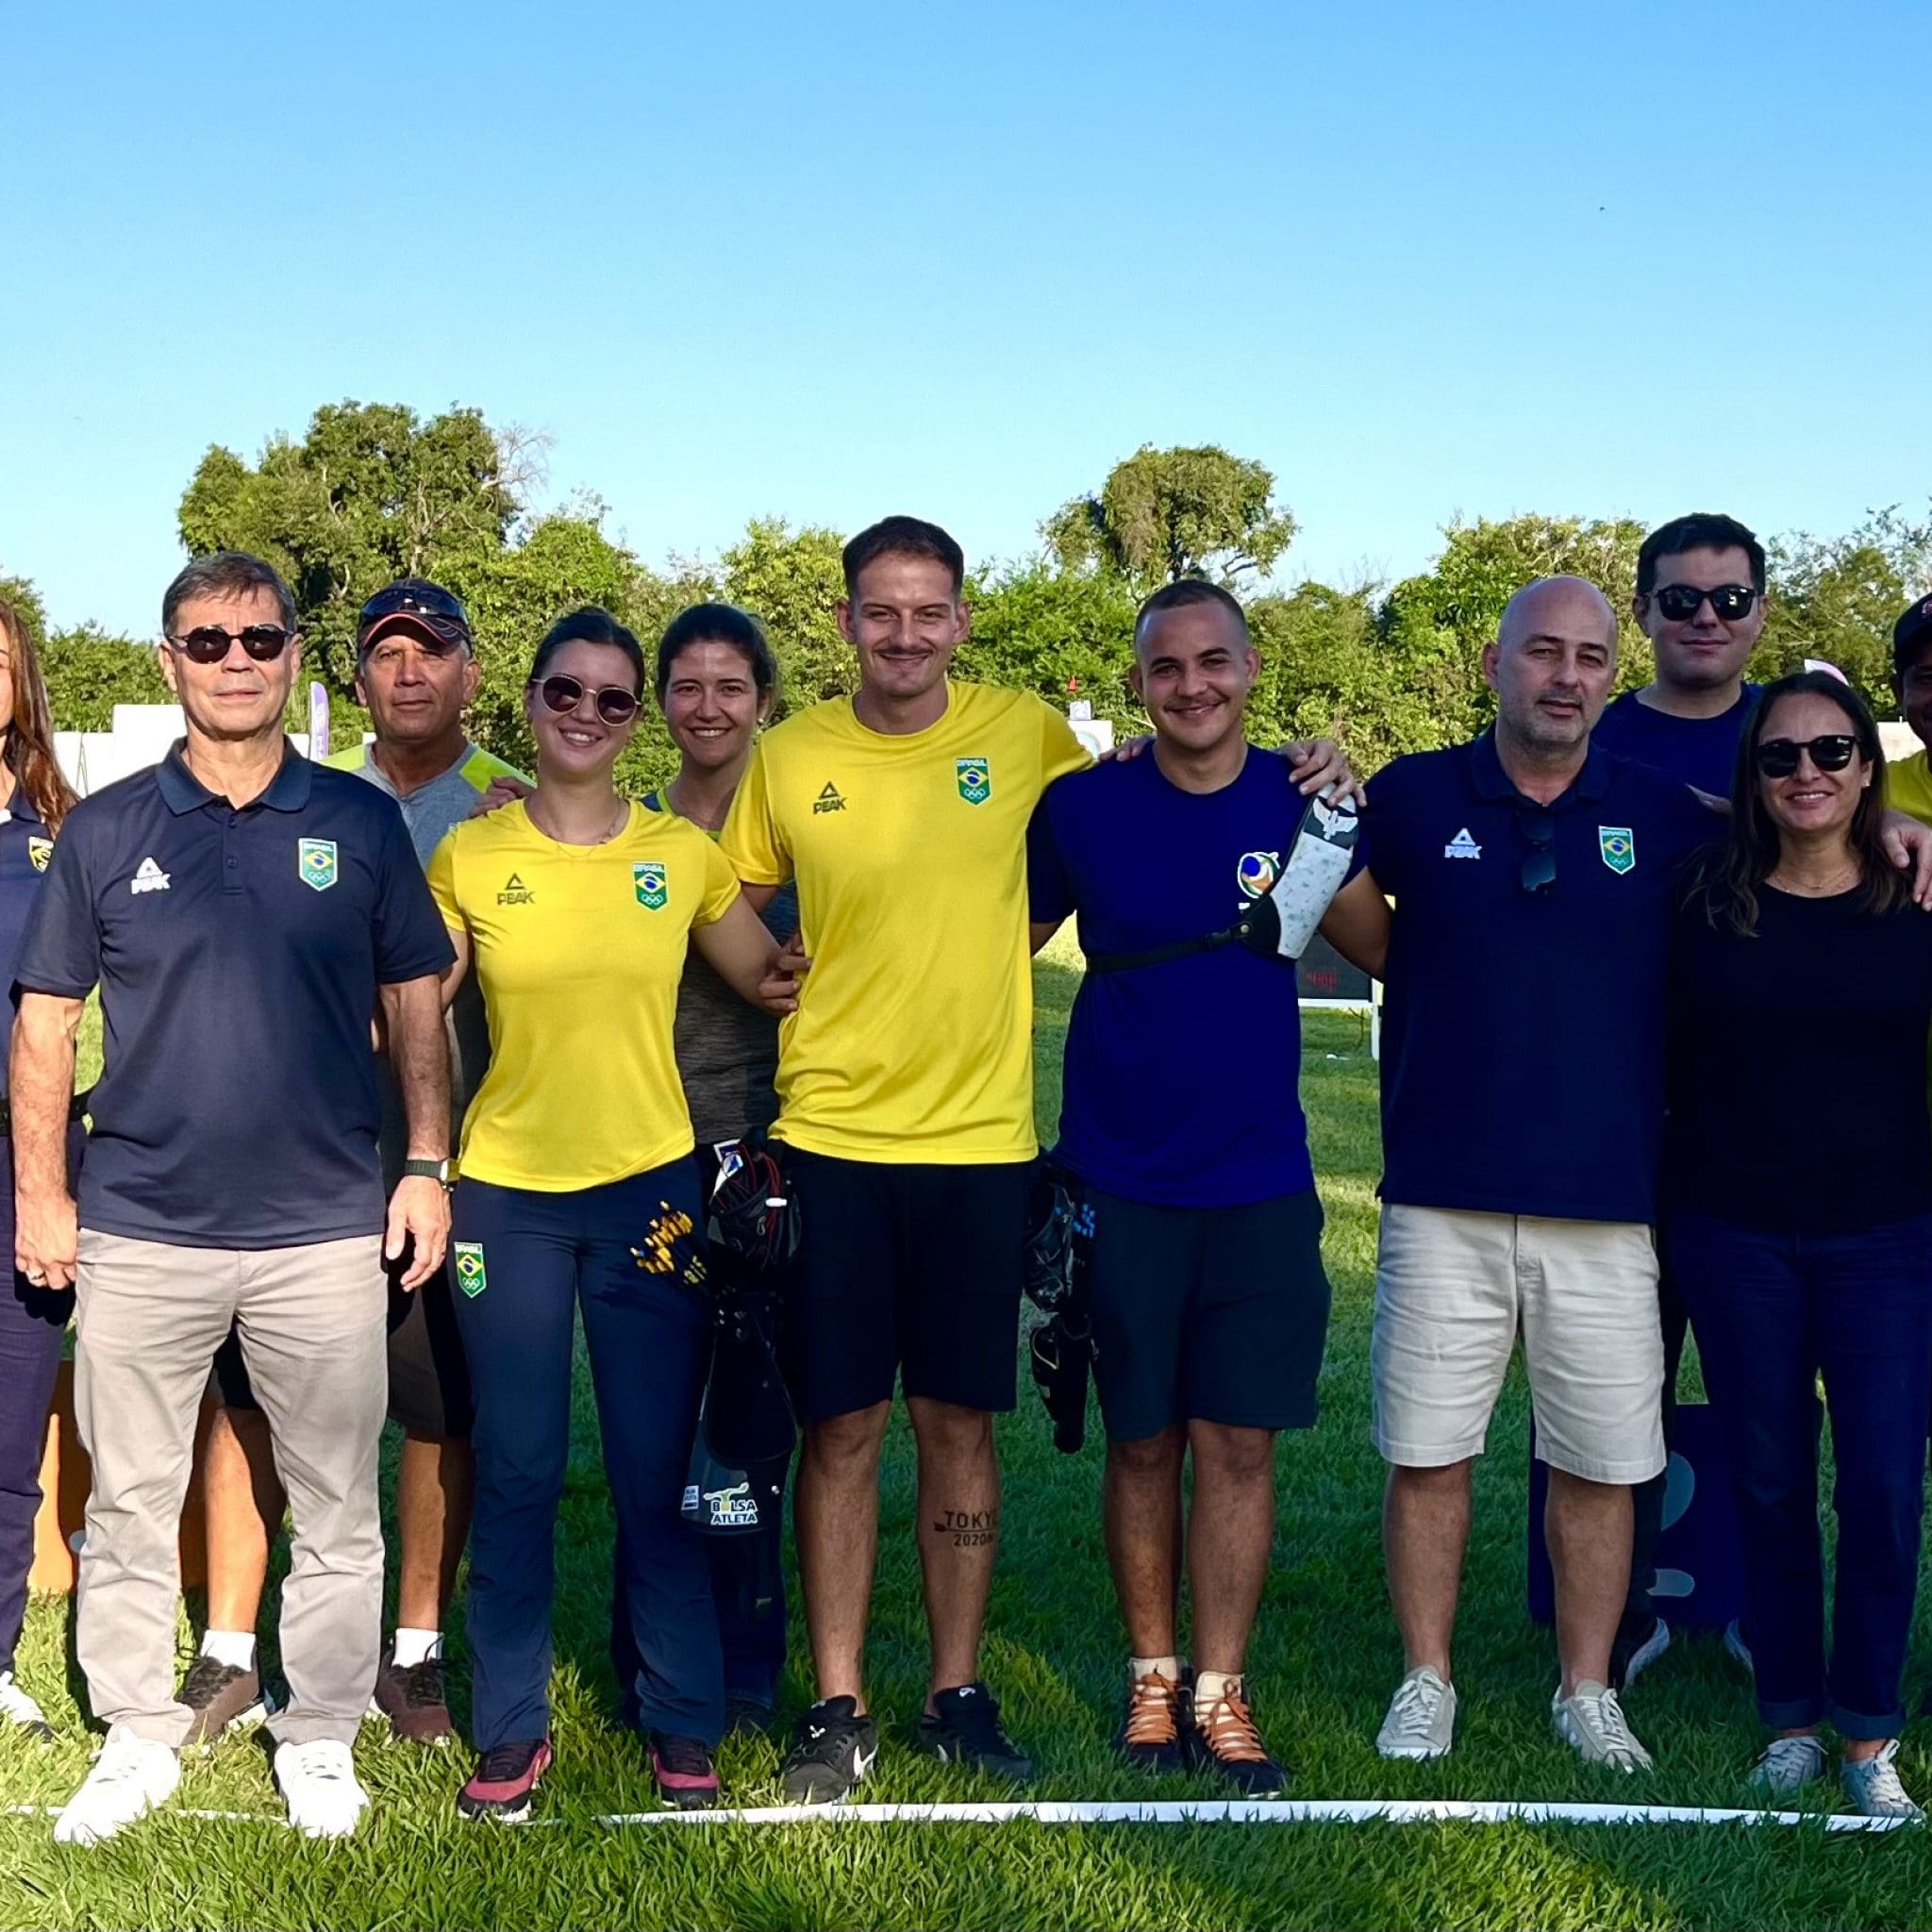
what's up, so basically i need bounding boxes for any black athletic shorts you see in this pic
[781,1148,1028,1424]
[209,1253,474,1441]
[1081,1184,1331,1442]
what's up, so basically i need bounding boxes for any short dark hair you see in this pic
[841,516,965,599]
[163,551,298,636]
[1636,513,1767,596]
[1134,577,1249,651]
[655,602,779,704]
[527,607,647,695]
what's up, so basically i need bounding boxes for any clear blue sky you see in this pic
[7,0,1928,636]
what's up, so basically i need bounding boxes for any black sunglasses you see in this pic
[530,673,641,725]
[165,624,296,664]
[1518,809,1556,896]
[1650,583,1758,623]
[1755,734,1859,778]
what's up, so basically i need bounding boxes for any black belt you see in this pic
[0,1090,91,1137]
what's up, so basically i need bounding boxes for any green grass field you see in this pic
[6,955,1932,1928]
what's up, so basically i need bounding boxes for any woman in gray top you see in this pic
[613,604,797,1730]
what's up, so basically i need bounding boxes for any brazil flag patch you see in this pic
[957,757,991,806]
[454,1242,488,1298]
[298,838,339,891]
[1598,826,1635,875]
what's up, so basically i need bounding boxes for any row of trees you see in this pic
[8,405,1930,794]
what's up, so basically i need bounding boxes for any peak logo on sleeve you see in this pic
[812,781,846,815]
[130,856,172,894]
[496,872,536,907]
[1442,828,1482,860]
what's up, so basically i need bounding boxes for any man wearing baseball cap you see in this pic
[1884,593,1932,825]
[193,578,525,1747]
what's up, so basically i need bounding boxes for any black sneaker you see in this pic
[177,1656,266,1746]
[1191,1684,1285,1797]
[916,1681,1034,1782]
[1116,1669,1191,1773]
[372,1649,457,1745]
[458,1737,554,1823]
[779,1695,879,1805]
[648,1730,720,1809]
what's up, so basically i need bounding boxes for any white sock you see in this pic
[1128,1655,1182,1684]
[200,1630,256,1671]
[390,1628,442,1669]
[1195,1669,1243,1707]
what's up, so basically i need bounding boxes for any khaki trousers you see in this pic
[73,1229,387,1746]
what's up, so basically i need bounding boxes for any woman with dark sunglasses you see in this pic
[0,597,82,1741]
[1666,670,1932,1818]
[425,607,791,1822]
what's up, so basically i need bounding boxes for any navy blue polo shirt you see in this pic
[1360,732,1714,1224]
[11,741,454,1249]
[0,787,58,1101]
[1591,685,1759,796]
[1027,749,1316,1208]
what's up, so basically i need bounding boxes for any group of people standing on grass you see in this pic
[4,510,1932,1844]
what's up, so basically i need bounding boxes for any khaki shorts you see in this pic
[1371,1204,1665,1484]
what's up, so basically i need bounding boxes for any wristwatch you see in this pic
[402,1158,454,1187]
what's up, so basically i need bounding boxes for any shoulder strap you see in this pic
[1083,772,1308,975]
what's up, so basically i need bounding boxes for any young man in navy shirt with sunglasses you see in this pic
[1591,512,1769,1690]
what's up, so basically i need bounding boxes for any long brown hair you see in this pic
[1683,669,1906,937]
[0,598,77,836]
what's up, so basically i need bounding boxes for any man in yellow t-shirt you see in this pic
[1885,594,1932,827]
[720,516,1090,1802]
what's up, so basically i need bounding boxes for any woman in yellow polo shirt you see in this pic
[425,607,785,1823]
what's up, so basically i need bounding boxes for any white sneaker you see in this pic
[275,1739,370,1840]
[1375,1666,1457,1759]
[1841,1740,1924,1822]
[52,1727,180,1845]
[1552,1680,1653,1772]
[0,1670,54,1741]
[1749,1734,1828,1797]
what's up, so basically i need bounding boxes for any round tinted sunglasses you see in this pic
[1650,583,1758,623]
[165,624,296,664]
[530,673,641,725]
[1755,734,1858,778]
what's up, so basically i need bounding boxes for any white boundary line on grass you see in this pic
[601,1798,1915,1833]
[10,1797,1920,1835]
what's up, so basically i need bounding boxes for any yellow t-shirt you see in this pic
[1885,748,1932,827]
[719,680,1091,1163]
[426,800,740,1191]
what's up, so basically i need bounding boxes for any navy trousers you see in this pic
[453,1160,724,1750]
[0,1124,82,1676]
[1672,1211,1932,1739]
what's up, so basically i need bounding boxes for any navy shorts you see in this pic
[1081,1185,1331,1441]
[211,1255,474,1441]
[782,1148,1028,1424]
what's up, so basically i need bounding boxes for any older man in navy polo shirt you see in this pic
[1324,575,1715,1774]
[8,552,455,1845]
